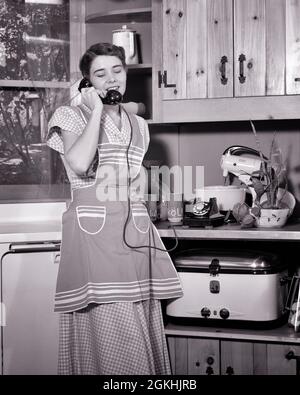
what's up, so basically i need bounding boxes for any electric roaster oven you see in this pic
[166,249,289,327]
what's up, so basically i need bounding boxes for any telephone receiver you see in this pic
[78,77,123,105]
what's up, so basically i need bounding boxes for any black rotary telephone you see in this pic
[78,77,123,105]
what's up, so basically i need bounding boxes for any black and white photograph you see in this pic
[0,0,300,383]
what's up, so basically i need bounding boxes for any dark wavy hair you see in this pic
[79,43,126,78]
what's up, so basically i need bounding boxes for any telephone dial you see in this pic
[78,77,123,105]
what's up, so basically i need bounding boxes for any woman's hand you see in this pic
[81,86,104,112]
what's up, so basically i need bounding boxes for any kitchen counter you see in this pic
[156,221,300,241]
[2,219,300,243]
[164,322,300,344]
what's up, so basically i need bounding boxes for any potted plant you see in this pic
[233,121,295,228]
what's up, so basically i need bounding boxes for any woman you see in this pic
[46,42,183,375]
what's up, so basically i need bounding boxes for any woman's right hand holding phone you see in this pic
[81,86,104,113]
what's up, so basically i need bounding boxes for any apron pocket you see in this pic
[131,203,150,234]
[76,205,106,235]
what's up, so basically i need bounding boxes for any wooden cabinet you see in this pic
[168,337,220,375]
[166,329,300,375]
[85,0,153,120]
[152,0,300,122]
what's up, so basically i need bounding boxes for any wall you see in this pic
[147,120,300,208]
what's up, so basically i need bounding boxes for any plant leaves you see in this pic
[241,214,255,228]
[232,202,250,223]
[250,177,265,201]
[250,206,261,217]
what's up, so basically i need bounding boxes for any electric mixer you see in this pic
[220,145,267,206]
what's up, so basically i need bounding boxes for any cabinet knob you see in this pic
[226,366,234,375]
[206,356,214,365]
[206,366,214,375]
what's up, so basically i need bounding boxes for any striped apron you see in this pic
[55,108,183,313]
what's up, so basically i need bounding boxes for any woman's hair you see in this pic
[79,43,126,78]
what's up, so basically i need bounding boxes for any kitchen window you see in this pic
[0,0,83,202]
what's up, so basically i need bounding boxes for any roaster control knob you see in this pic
[201,307,211,318]
[220,308,230,319]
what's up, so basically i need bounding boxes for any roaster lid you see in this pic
[173,249,284,274]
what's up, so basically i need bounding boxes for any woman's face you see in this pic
[89,55,127,97]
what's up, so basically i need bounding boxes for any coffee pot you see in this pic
[112,25,139,65]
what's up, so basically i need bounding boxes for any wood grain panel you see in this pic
[266,0,285,95]
[286,0,300,94]
[267,344,300,375]
[207,0,233,98]
[253,343,268,374]
[188,338,220,375]
[162,95,300,122]
[152,0,164,121]
[162,0,186,99]
[174,337,188,374]
[234,0,266,96]
[186,0,207,98]
[221,340,254,375]
[166,336,176,374]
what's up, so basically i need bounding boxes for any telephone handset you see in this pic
[78,77,123,105]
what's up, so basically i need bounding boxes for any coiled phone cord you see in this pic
[122,107,179,252]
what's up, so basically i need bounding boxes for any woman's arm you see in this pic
[122,102,146,116]
[63,87,103,175]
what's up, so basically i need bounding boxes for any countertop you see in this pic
[164,322,300,344]
[2,219,300,243]
[156,220,300,241]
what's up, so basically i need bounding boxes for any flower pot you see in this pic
[255,207,290,228]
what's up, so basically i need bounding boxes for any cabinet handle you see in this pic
[226,366,234,375]
[238,54,246,84]
[285,350,300,375]
[163,70,176,88]
[295,78,300,82]
[285,350,300,362]
[158,71,176,89]
[220,56,228,85]
[53,252,61,264]
[9,241,60,253]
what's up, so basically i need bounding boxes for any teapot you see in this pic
[112,25,139,65]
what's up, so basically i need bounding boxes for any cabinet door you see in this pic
[234,0,266,97]
[2,249,60,374]
[265,0,285,95]
[221,340,254,375]
[267,344,300,375]
[162,0,187,100]
[167,336,220,375]
[162,0,233,100]
[188,338,220,375]
[207,0,233,98]
[286,0,300,94]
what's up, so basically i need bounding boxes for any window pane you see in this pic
[0,87,70,201]
[0,0,71,202]
[0,0,70,81]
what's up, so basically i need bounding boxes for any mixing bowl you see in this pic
[195,185,246,211]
